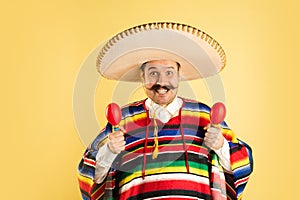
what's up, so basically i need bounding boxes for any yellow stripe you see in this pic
[119,118,125,127]
[222,128,238,143]
[97,138,108,149]
[123,109,210,121]
[123,112,147,123]
[183,109,239,144]
[199,111,210,120]
[119,166,209,186]
[237,194,243,200]
[211,158,226,171]
[182,110,210,119]
[231,157,250,170]
[78,173,94,187]
[181,110,200,117]
[123,145,146,156]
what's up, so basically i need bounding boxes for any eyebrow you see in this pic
[146,66,158,71]
[146,66,176,71]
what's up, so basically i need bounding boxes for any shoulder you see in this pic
[180,97,211,113]
[120,99,147,118]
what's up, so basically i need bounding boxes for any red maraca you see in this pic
[105,103,122,131]
[203,102,227,151]
[210,102,226,126]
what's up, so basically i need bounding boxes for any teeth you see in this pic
[157,89,167,94]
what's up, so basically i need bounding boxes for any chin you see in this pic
[154,96,175,106]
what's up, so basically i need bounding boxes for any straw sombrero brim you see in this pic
[97,22,226,82]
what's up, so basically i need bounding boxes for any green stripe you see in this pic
[119,160,209,181]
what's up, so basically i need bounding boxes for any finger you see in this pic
[207,126,221,134]
[204,141,214,149]
[204,136,216,143]
[108,141,125,152]
[109,135,125,143]
[111,143,124,151]
[203,124,211,130]
[114,136,125,143]
[111,131,124,139]
[204,133,220,143]
[112,141,126,151]
[205,135,224,149]
[118,126,127,133]
[205,132,219,140]
[109,131,124,139]
[204,138,218,147]
[115,141,126,148]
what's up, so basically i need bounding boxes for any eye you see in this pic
[166,71,173,76]
[149,71,158,76]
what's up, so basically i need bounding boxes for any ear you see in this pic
[140,71,145,82]
[177,66,182,77]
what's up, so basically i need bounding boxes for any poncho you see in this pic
[78,98,253,200]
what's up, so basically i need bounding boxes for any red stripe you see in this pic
[235,176,249,187]
[122,144,186,162]
[187,145,208,155]
[91,183,105,200]
[223,132,233,141]
[210,171,226,192]
[84,158,96,166]
[119,179,210,199]
[123,142,210,163]
[152,198,200,200]
[78,179,93,194]
[183,116,210,127]
[230,146,249,164]
[78,180,105,199]
[125,138,145,150]
[124,114,209,133]
[159,135,202,143]
[211,190,226,200]
[105,180,115,189]
[124,118,149,131]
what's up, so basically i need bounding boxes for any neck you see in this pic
[152,97,177,107]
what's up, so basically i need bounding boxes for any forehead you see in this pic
[144,60,179,71]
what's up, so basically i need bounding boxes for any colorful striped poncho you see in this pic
[78,98,253,200]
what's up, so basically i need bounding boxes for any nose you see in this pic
[157,74,167,85]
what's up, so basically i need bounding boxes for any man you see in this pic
[78,22,253,200]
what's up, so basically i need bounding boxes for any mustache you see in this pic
[146,84,177,91]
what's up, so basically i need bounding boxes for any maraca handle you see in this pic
[113,126,120,132]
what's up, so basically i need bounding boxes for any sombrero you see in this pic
[96,22,226,82]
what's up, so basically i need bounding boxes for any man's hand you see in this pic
[107,126,126,154]
[204,125,224,150]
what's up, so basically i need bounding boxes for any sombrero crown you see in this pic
[97,22,226,82]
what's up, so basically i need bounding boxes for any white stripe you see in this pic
[211,188,227,197]
[235,175,249,187]
[83,158,96,167]
[120,173,210,194]
[234,163,251,172]
[211,165,226,182]
[145,195,203,200]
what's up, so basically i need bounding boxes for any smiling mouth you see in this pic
[156,88,168,94]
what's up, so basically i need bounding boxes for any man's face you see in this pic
[141,60,180,106]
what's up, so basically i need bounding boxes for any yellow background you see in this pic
[1,0,299,199]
